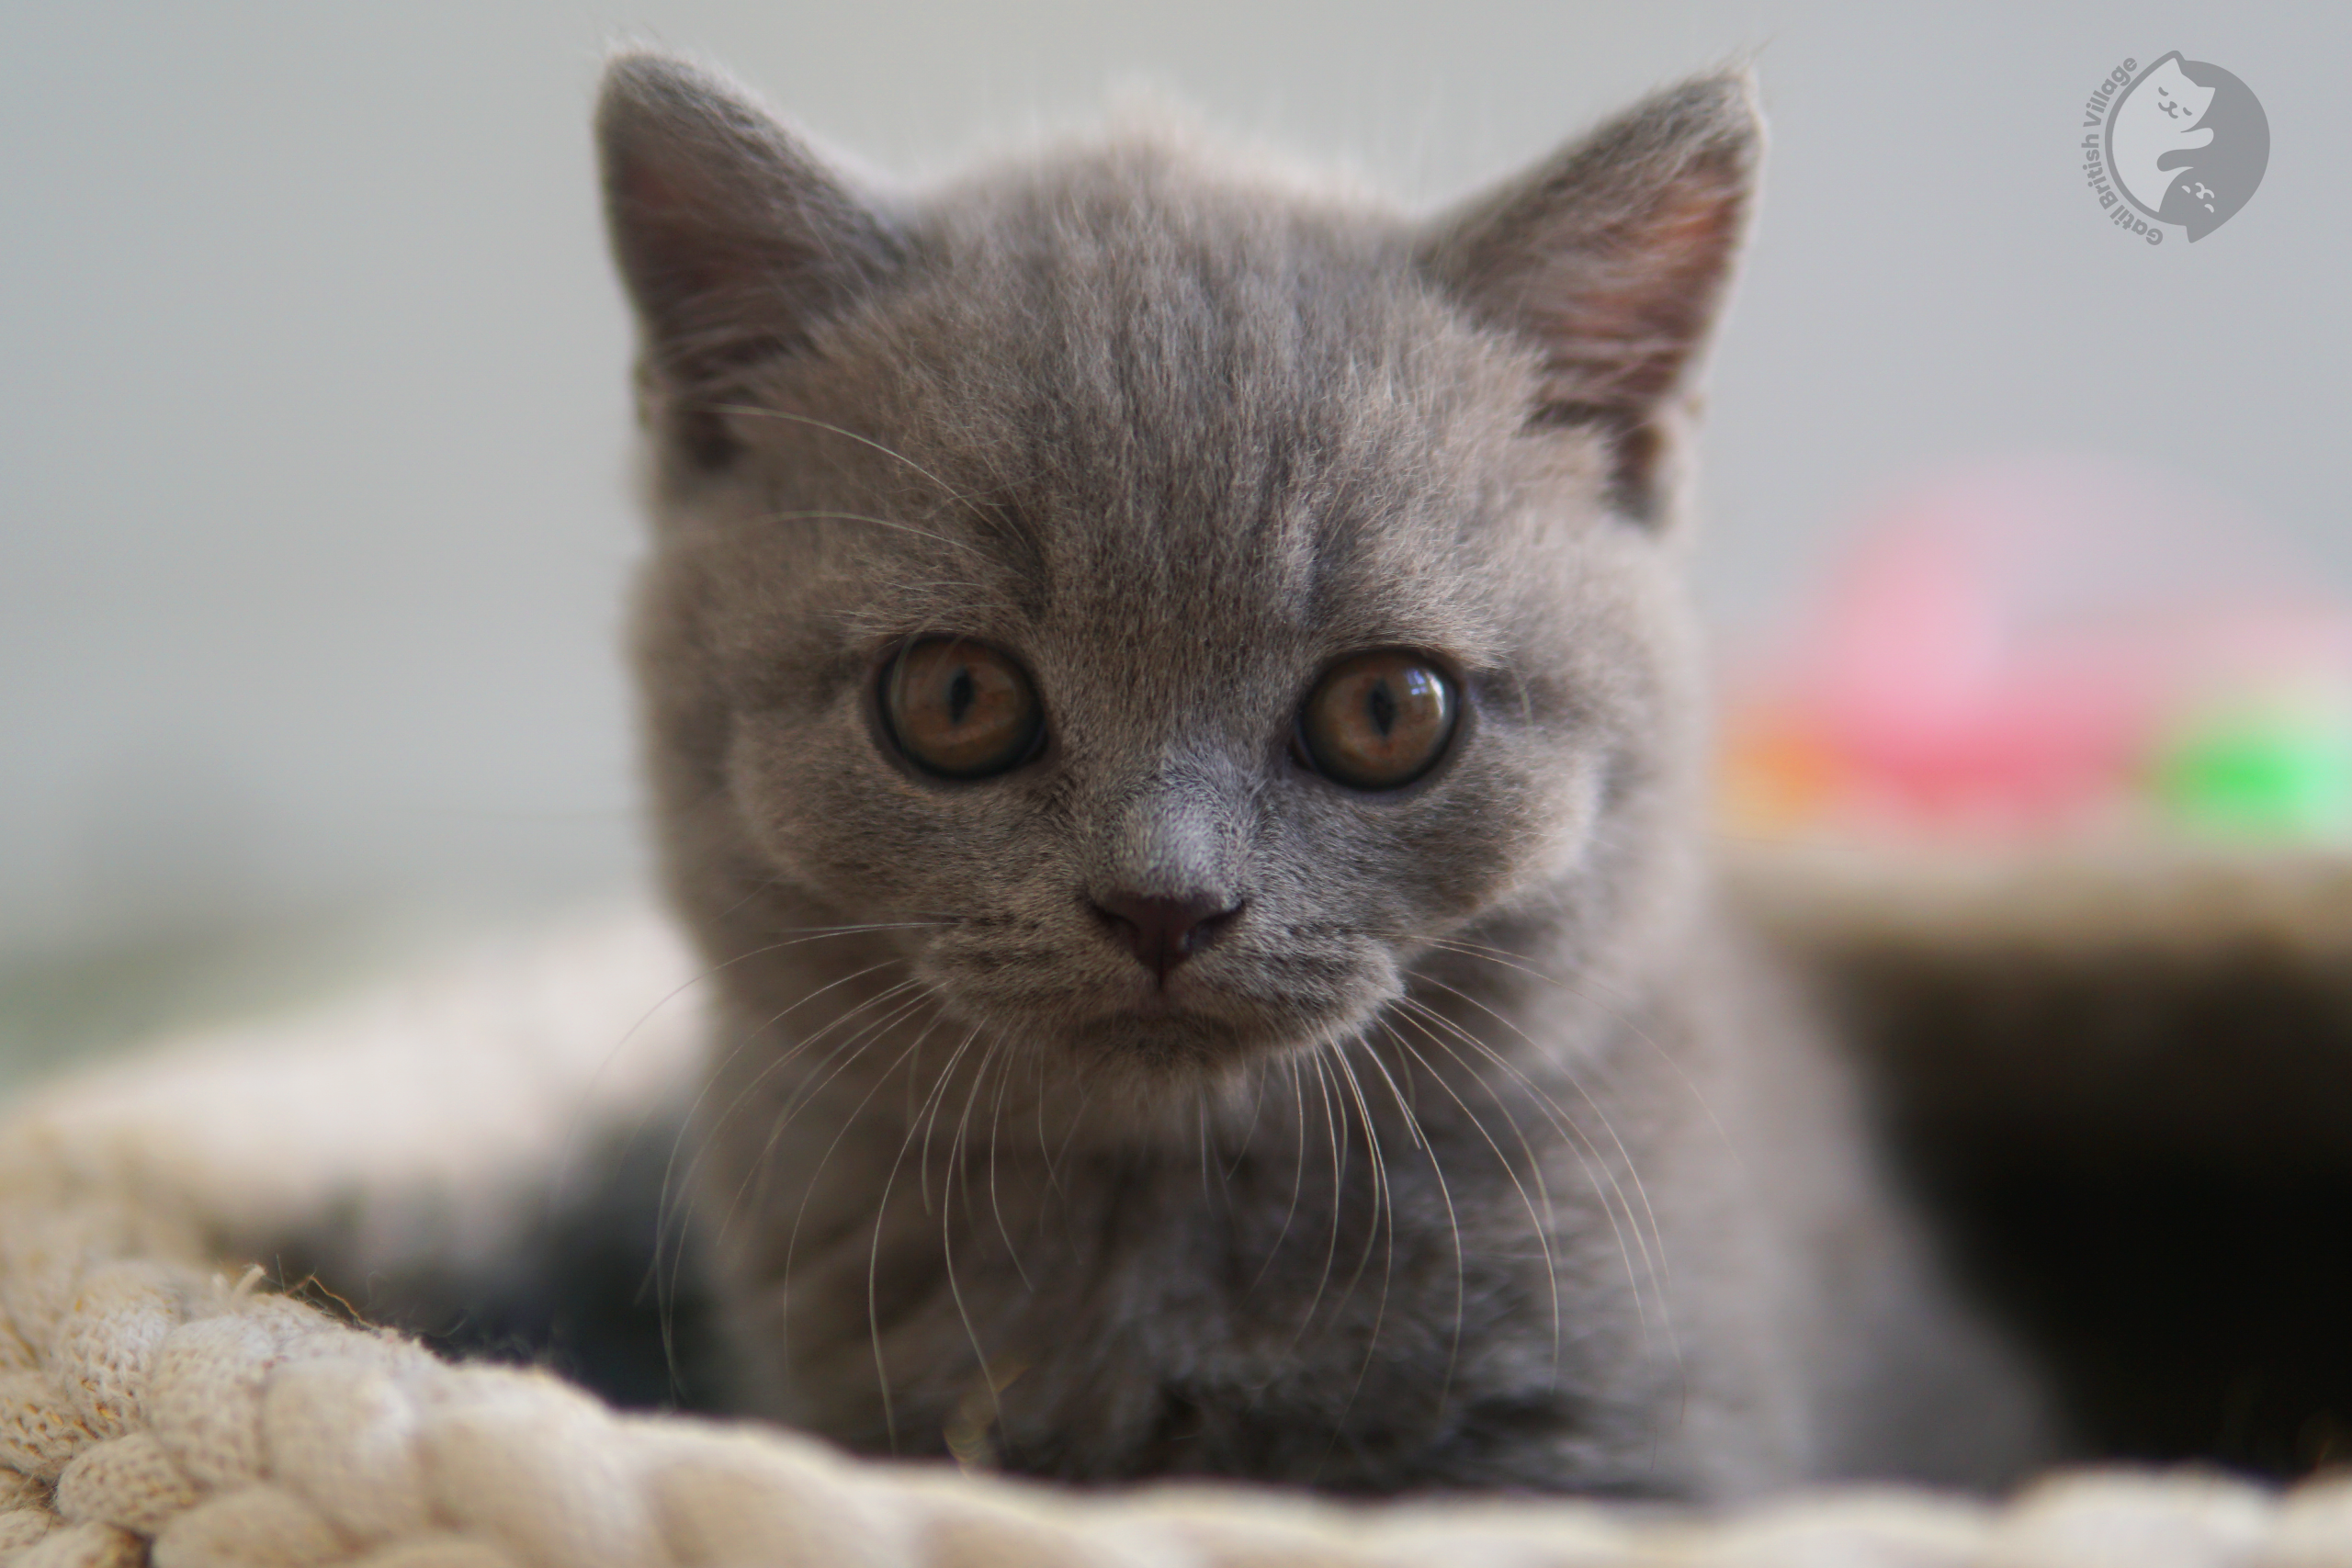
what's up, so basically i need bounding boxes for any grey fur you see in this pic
[596,51,2047,1497]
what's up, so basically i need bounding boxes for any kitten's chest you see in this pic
[723,1094,1677,1490]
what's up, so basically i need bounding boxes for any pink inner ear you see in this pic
[601,70,906,397]
[613,144,752,284]
[1532,165,1748,410]
[608,153,816,395]
[616,159,691,230]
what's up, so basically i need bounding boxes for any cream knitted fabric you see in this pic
[0,901,2343,1567]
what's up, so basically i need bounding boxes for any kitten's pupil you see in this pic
[947,668,977,728]
[1367,681,1397,739]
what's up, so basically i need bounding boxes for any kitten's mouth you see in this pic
[1112,989,1186,1020]
[922,923,1392,1077]
[1083,970,1241,1038]
[1060,969,1375,1077]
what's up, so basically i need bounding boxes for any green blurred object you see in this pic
[2154,707,2352,838]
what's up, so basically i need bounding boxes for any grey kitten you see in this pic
[596,51,2045,1499]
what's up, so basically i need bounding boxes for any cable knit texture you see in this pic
[1,898,2346,1566]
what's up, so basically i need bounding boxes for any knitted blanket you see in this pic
[4,861,2349,1568]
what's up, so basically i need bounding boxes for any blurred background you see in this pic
[5,0,2347,1088]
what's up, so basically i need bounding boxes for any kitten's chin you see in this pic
[1056,987,1385,1091]
[925,945,1402,1090]
[1046,1011,1312,1126]
[1065,1007,1256,1074]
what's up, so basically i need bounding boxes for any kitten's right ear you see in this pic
[1419,71,1761,524]
[596,51,904,461]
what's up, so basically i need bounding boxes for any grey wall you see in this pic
[5,0,2347,965]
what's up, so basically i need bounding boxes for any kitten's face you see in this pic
[607,62,1752,1102]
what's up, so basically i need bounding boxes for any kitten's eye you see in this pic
[883,637,1045,779]
[1296,650,1458,791]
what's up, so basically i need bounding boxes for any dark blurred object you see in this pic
[276,1129,733,1418]
[1736,840,2352,1478]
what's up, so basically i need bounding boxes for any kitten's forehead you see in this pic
[827,145,1538,669]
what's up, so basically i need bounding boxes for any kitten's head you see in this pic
[600,54,1758,1102]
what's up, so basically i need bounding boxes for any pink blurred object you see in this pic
[1724,456,2352,835]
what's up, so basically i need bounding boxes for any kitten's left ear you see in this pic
[1420,71,1761,523]
[596,51,905,463]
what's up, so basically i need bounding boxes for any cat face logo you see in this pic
[2103,52,2269,240]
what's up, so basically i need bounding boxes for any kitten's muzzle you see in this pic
[1091,891,1243,985]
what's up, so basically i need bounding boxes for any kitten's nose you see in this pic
[1092,891,1241,983]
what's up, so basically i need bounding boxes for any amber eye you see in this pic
[882,637,1044,779]
[1296,650,1458,790]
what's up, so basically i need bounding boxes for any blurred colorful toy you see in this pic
[1718,457,2352,841]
